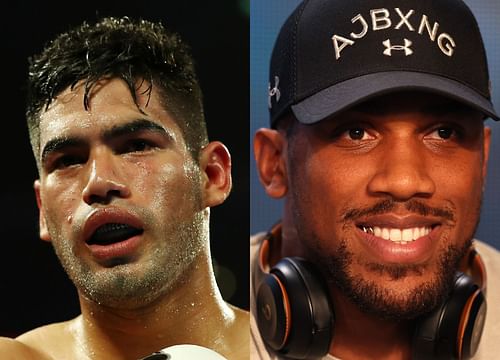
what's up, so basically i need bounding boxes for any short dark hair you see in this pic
[26,16,208,168]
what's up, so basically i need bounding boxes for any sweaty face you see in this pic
[285,92,489,320]
[36,78,207,309]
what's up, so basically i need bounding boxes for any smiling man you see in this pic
[0,17,248,360]
[251,0,500,359]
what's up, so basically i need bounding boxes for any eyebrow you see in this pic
[41,137,86,165]
[41,118,171,165]
[102,118,170,141]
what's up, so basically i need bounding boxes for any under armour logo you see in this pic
[383,38,413,56]
[268,76,281,109]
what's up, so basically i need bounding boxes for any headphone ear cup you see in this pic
[256,257,334,359]
[255,267,291,351]
[412,272,487,360]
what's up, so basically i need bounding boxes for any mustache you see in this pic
[342,199,455,222]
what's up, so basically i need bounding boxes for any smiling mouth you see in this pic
[87,223,143,246]
[358,225,437,244]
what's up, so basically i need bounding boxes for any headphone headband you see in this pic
[258,222,281,273]
[459,246,487,293]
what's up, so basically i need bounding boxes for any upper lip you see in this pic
[355,214,441,229]
[82,207,144,244]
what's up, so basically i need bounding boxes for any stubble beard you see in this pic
[292,196,479,320]
[50,167,208,309]
[310,237,471,320]
[49,162,209,310]
[51,209,207,309]
[291,196,480,321]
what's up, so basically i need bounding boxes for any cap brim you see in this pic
[291,71,500,124]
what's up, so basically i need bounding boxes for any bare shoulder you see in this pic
[231,303,250,327]
[226,304,250,360]
[14,317,79,360]
[0,336,49,360]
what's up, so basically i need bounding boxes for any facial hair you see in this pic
[49,168,207,309]
[51,210,207,310]
[294,199,479,321]
[310,237,471,320]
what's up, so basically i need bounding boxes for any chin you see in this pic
[313,239,467,321]
[347,270,453,320]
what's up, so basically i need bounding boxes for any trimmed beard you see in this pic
[291,196,480,321]
[309,237,471,320]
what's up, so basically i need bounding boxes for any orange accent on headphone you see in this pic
[257,221,282,274]
[456,288,482,359]
[269,273,291,348]
[259,233,292,348]
[455,247,488,359]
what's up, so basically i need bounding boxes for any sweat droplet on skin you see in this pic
[67,215,73,224]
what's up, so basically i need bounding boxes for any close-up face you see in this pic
[35,78,208,309]
[279,92,490,319]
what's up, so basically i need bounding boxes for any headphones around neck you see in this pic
[253,222,487,360]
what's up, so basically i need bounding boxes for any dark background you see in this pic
[1,1,249,336]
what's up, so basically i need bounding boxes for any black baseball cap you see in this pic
[267,0,499,127]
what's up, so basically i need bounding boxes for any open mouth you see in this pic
[358,225,437,244]
[87,223,143,246]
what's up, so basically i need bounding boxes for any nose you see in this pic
[82,151,130,205]
[367,138,435,201]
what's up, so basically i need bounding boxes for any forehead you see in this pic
[339,91,481,118]
[38,78,183,145]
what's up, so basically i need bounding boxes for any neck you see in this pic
[73,251,235,360]
[329,288,413,360]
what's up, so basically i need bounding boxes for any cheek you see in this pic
[124,160,157,198]
[433,153,485,226]
[433,149,484,196]
[305,147,373,198]
[291,149,371,233]
[134,157,200,215]
[41,178,80,229]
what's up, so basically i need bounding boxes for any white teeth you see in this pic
[362,226,431,243]
[390,229,401,241]
[402,229,413,242]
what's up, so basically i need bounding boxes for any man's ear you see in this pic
[200,141,232,208]
[34,180,51,242]
[253,128,288,198]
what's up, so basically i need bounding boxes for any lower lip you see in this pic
[357,227,440,264]
[86,234,142,261]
